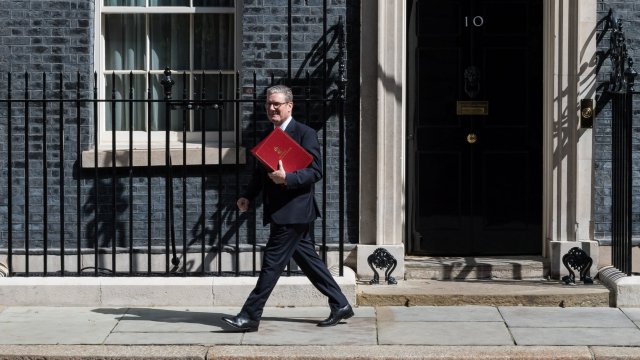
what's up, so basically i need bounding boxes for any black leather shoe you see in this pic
[222,315,259,332]
[317,304,354,327]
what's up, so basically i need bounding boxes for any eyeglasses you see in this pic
[265,102,290,109]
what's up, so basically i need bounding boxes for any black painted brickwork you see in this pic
[0,1,360,258]
[595,0,640,244]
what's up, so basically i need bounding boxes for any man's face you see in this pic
[265,92,293,127]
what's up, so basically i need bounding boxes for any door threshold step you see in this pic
[404,255,548,280]
[356,279,610,307]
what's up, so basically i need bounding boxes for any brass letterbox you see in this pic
[456,101,489,116]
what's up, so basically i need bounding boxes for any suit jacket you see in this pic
[244,119,322,225]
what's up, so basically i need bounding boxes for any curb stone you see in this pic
[207,345,595,359]
[0,345,208,360]
[3,345,639,360]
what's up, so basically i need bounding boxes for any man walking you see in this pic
[222,85,353,332]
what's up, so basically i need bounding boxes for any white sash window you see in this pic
[96,0,238,149]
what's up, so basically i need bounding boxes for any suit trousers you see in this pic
[240,222,349,321]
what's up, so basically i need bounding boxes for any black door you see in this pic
[409,0,542,255]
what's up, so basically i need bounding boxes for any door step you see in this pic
[356,279,611,307]
[356,256,610,307]
[404,255,548,280]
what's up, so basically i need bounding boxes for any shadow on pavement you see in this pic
[91,307,318,333]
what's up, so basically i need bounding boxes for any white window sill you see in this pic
[81,143,246,168]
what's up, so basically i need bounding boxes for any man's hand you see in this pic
[268,160,287,185]
[237,197,250,212]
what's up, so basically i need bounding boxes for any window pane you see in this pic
[193,0,234,6]
[150,14,189,70]
[194,14,234,70]
[193,74,234,131]
[101,3,237,136]
[150,0,189,6]
[104,14,145,70]
[150,74,186,131]
[105,74,147,131]
[104,0,144,5]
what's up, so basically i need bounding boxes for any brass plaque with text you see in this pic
[456,101,489,116]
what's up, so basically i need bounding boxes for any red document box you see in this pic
[250,127,313,172]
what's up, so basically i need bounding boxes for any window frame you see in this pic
[94,0,241,151]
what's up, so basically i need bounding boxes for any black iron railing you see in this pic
[603,12,638,276]
[0,16,349,278]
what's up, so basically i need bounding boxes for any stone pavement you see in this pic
[0,305,639,359]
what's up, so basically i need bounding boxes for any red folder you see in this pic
[250,127,313,172]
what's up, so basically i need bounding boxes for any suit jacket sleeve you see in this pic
[284,126,322,189]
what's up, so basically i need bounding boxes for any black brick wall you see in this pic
[0,0,94,74]
[0,0,360,263]
[239,0,360,245]
[0,0,95,254]
[595,0,640,244]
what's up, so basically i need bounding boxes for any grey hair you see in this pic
[266,85,293,103]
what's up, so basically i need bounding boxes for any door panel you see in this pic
[417,2,462,36]
[418,48,462,125]
[410,0,542,255]
[481,151,529,230]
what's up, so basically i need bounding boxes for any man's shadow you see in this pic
[92,308,318,333]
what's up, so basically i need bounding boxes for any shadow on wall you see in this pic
[74,18,351,274]
[83,178,128,249]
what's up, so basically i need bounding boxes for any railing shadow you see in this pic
[1,7,354,277]
[83,178,128,249]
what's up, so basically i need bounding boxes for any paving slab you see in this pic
[0,324,113,345]
[510,327,640,346]
[103,306,376,346]
[109,307,230,332]
[499,306,636,328]
[377,305,502,322]
[377,321,514,345]
[105,331,244,345]
[2,305,640,355]
[208,345,594,360]
[621,307,640,326]
[242,316,376,345]
[102,307,245,345]
[0,307,125,345]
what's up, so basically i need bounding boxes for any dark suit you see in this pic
[240,119,349,321]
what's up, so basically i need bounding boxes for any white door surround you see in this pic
[358,0,598,278]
